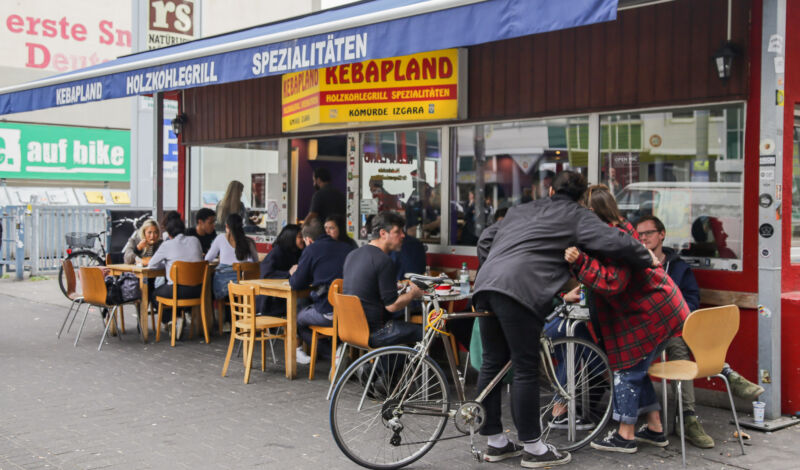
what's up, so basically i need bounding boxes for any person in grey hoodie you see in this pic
[472,170,655,467]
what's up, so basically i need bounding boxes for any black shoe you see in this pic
[483,441,523,462]
[549,413,596,431]
[520,444,571,468]
[590,430,638,453]
[634,424,669,447]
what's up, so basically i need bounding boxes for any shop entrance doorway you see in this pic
[292,135,348,223]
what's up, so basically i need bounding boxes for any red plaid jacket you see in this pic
[571,220,689,370]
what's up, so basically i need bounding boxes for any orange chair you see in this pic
[155,261,210,346]
[57,259,85,339]
[308,279,341,381]
[648,305,746,467]
[326,280,373,399]
[222,282,287,384]
[75,267,138,351]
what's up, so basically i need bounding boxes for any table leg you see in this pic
[139,276,149,343]
[286,294,297,379]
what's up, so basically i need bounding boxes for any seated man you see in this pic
[343,212,424,348]
[636,215,763,449]
[185,208,217,254]
[290,218,354,364]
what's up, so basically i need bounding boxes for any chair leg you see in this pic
[98,306,118,351]
[677,380,686,468]
[200,299,210,344]
[119,305,126,334]
[268,329,277,364]
[661,351,669,435]
[74,305,92,347]
[58,300,78,338]
[115,307,123,341]
[260,339,266,371]
[327,343,349,401]
[717,373,746,455]
[156,303,164,343]
[170,306,177,347]
[221,329,236,378]
[244,334,255,384]
[329,335,337,383]
[66,301,83,334]
[309,330,318,380]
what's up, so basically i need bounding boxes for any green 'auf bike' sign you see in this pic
[0,122,130,182]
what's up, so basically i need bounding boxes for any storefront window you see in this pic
[359,129,441,243]
[191,141,281,237]
[607,104,745,271]
[450,118,589,246]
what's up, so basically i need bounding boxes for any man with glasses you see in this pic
[636,215,764,449]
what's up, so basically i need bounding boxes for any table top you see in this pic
[106,264,166,275]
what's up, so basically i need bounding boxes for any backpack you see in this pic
[118,272,142,302]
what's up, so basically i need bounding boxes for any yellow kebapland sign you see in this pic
[282,49,466,132]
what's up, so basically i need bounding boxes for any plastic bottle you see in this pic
[579,284,587,307]
[459,262,470,296]
[425,265,431,276]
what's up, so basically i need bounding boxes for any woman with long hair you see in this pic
[257,224,304,315]
[564,185,688,454]
[324,214,358,249]
[216,180,246,232]
[205,213,259,300]
[123,219,162,264]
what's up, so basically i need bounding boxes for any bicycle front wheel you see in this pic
[58,250,104,298]
[329,346,450,470]
[539,337,613,452]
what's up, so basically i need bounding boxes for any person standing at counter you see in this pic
[216,180,247,232]
[304,167,345,225]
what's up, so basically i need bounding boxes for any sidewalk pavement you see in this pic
[1,277,799,469]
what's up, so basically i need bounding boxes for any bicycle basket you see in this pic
[65,232,97,249]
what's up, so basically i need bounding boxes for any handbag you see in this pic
[105,275,123,305]
[118,272,142,302]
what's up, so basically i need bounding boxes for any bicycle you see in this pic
[329,274,613,469]
[58,231,107,298]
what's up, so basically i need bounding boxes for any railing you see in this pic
[0,206,110,280]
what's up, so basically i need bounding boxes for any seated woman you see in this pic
[324,214,358,249]
[258,224,303,315]
[123,219,162,265]
[148,217,204,327]
[206,213,259,301]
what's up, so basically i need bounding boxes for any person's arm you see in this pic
[289,249,313,290]
[574,211,652,269]
[567,248,632,295]
[148,242,168,269]
[123,233,140,264]
[380,257,423,312]
[304,192,322,224]
[260,249,290,279]
[204,235,221,262]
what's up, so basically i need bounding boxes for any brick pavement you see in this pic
[1,278,798,469]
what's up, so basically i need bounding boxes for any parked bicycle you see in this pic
[58,232,107,298]
[329,274,613,469]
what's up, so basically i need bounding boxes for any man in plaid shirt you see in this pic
[566,186,689,454]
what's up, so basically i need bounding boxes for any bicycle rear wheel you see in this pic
[539,337,613,452]
[58,250,104,298]
[329,346,450,470]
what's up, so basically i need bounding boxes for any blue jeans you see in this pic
[612,345,663,424]
[212,264,237,300]
[369,320,422,348]
[297,304,332,349]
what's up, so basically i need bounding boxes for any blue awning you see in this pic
[0,0,617,115]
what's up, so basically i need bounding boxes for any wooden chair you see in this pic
[57,259,86,339]
[308,279,341,381]
[155,261,211,346]
[326,280,373,400]
[222,282,288,384]
[648,305,746,467]
[213,262,261,335]
[75,267,139,351]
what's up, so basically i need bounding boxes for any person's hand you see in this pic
[563,286,580,303]
[136,239,148,251]
[289,264,298,276]
[407,282,423,299]
[564,246,580,264]
[649,249,660,267]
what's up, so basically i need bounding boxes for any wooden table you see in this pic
[106,264,165,343]
[239,279,309,379]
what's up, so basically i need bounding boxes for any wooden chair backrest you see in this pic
[682,305,740,378]
[170,261,208,287]
[330,280,370,349]
[63,258,77,296]
[79,266,107,306]
[228,282,257,328]
[233,262,260,281]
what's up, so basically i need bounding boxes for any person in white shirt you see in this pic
[206,213,259,300]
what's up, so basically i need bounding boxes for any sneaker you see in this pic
[681,415,714,449]
[590,430,637,453]
[727,371,765,401]
[296,346,311,365]
[484,441,523,462]
[549,413,596,431]
[634,424,669,447]
[521,444,571,468]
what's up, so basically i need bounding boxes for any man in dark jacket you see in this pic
[472,171,654,467]
[636,215,763,449]
[290,218,354,363]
